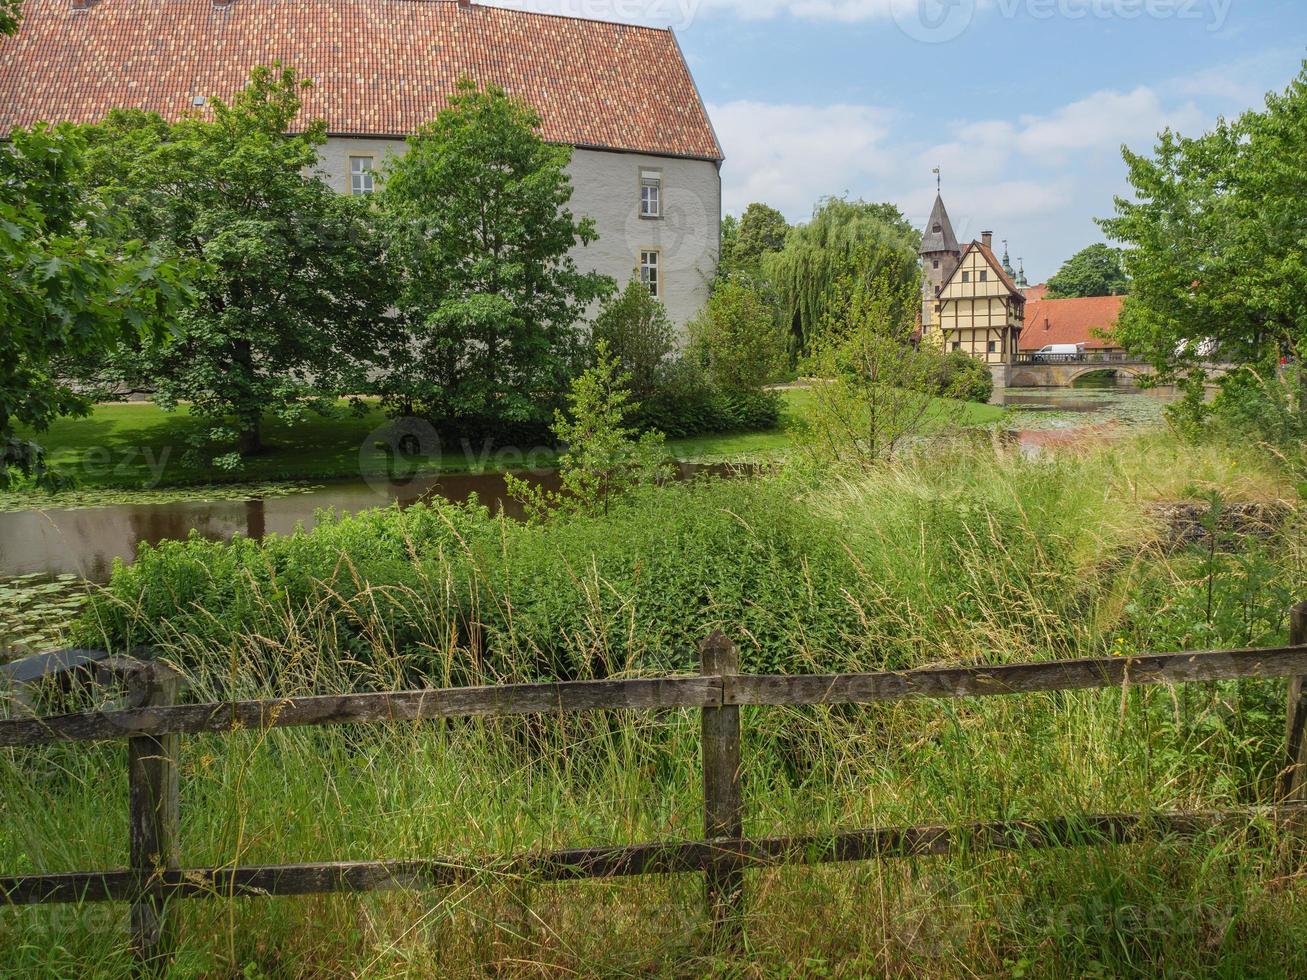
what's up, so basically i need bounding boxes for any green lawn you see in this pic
[13,389,1006,491]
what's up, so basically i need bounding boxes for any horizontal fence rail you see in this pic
[5,806,1304,908]
[5,645,1307,749]
[4,608,1307,967]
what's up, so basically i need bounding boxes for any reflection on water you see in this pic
[0,387,1178,584]
[0,466,727,583]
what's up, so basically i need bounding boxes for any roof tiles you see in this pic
[1020,294,1126,350]
[0,0,723,160]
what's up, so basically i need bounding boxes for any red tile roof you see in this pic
[1023,283,1048,303]
[0,0,723,160]
[1020,294,1126,351]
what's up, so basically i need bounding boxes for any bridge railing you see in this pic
[1014,351,1131,365]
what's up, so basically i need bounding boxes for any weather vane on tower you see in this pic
[933,167,941,193]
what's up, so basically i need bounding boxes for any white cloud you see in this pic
[1014,86,1206,158]
[711,101,898,219]
[713,83,1222,280]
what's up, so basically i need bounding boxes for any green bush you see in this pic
[590,278,676,400]
[937,350,995,403]
[631,382,781,439]
[689,281,787,393]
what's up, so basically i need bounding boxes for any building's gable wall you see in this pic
[937,247,1022,366]
[939,249,1011,301]
[320,136,719,332]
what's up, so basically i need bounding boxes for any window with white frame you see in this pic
[640,249,661,298]
[349,156,375,196]
[640,169,662,218]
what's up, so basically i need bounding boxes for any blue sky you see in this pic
[492,1,1306,282]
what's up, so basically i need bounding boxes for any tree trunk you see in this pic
[237,422,262,456]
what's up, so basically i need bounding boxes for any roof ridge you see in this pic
[424,0,675,35]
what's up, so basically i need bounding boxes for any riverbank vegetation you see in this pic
[3,430,1303,975]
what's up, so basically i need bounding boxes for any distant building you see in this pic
[1020,293,1127,355]
[918,192,1025,385]
[0,0,723,329]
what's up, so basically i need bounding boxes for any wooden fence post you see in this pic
[1282,602,1307,802]
[700,631,744,945]
[127,662,181,968]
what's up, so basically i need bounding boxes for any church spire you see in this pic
[1016,259,1029,290]
[919,191,960,257]
[1001,240,1015,279]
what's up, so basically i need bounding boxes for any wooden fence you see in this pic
[4,603,1307,967]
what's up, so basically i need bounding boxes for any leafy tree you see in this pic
[1,123,188,487]
[1045,244,1129,298]
[0,0,19,35]
[380,78,613,434]
[765,197,920,354]
[800,263,954,467]
[1100,64,1307,386]
[506,341,669,520]
[721,202,789,279]
[82,65,392,462]
[591,278,675,399]
[689,282,787,393]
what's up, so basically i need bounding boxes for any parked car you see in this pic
[1032,344,1085,363]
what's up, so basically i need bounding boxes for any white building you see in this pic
[0,0,724,328]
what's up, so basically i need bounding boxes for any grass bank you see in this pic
[6,389,1005,497]
[4,434,1300,976]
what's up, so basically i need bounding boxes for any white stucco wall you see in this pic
[317,137,721,333]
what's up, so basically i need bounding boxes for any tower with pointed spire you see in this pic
[918,189,962,345]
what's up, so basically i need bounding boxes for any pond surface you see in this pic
[0,386,1175,589]
[0,465,730,584]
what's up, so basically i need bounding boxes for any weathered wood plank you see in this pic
[701,632,744,943]
[0,677,724,748]
[4,806,1301,907]
[126,664,181,967]
[1281,605,1307,801]
[728,646,1307,707]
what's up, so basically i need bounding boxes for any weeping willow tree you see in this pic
[764,197,921,355]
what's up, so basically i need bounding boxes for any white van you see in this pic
[1033,344,1084,362]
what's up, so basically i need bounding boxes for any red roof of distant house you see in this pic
[1023,283,1049,303]
[1020,294,1126,351]
[0,0,723,161]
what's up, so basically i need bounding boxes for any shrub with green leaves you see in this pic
[689,281,787,393]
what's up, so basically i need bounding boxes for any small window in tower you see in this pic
[639,249,661,298]
[932,259,939,269]
[639,169,662,218]
[934,286,941,296]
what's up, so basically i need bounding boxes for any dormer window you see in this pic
[933,224,942,233]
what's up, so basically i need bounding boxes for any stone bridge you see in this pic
[999,355,1231,389]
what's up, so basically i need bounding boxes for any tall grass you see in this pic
[2,436,1305,976]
